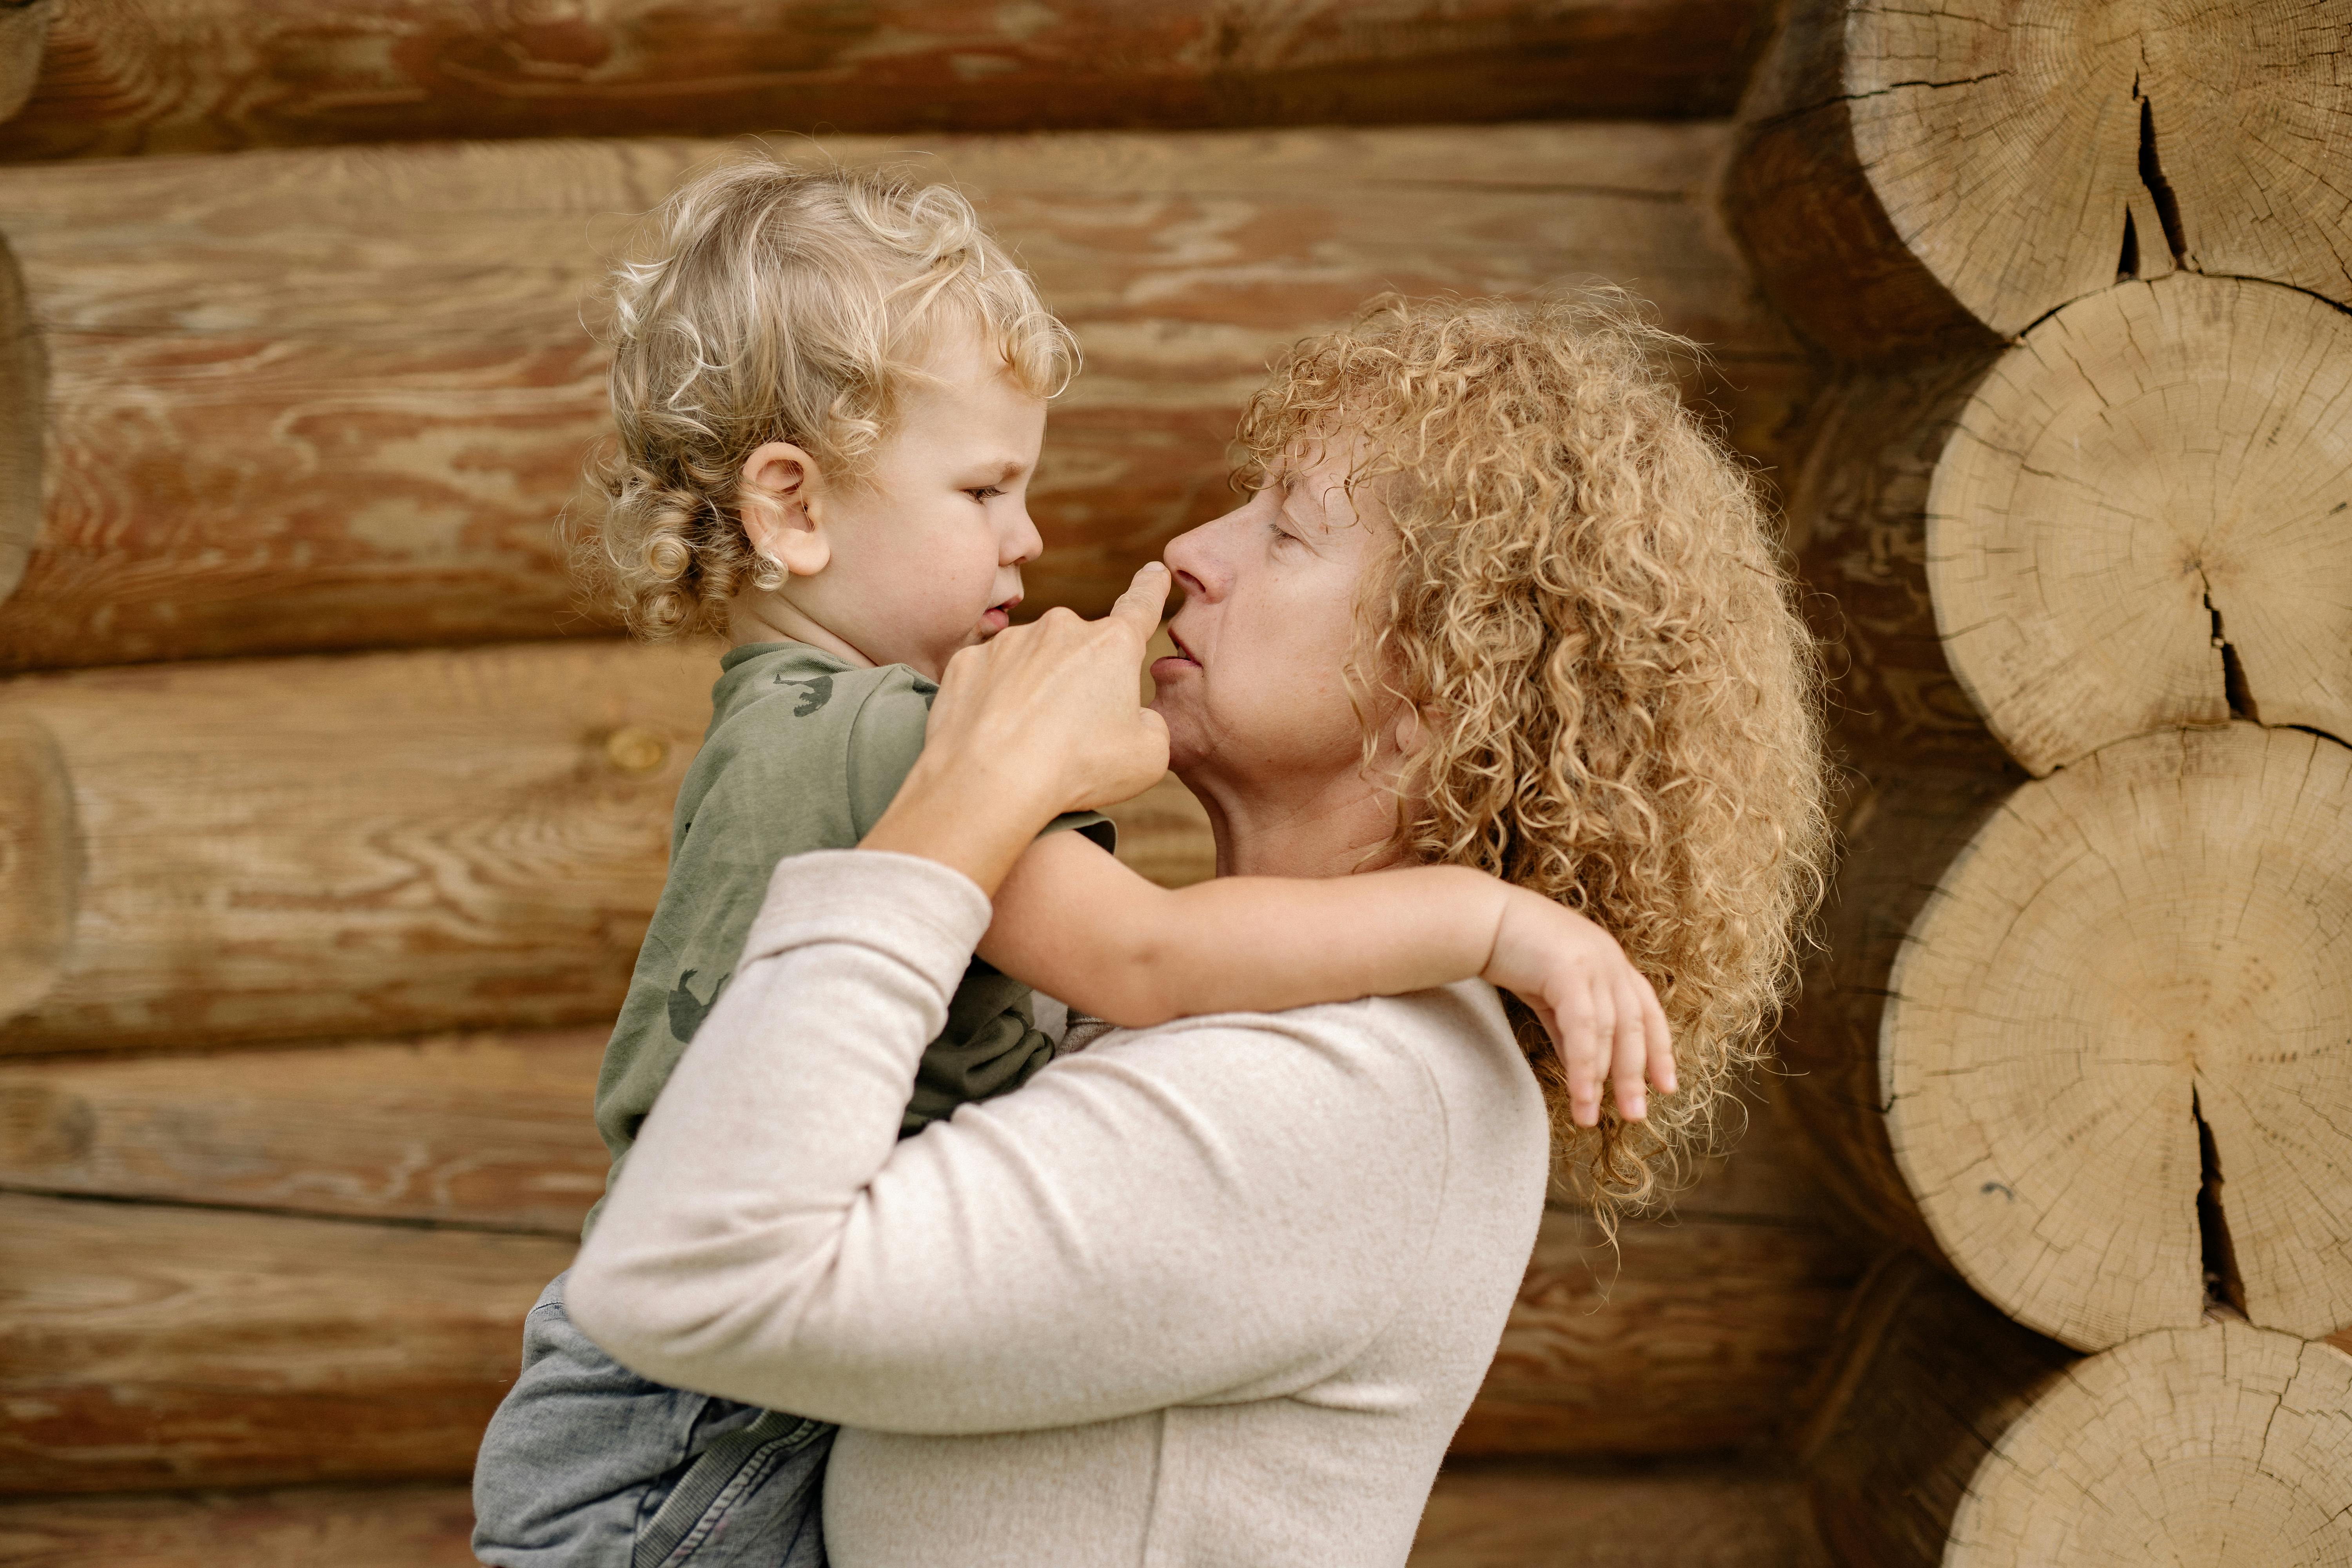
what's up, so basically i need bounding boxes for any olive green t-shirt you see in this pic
[587,640,1114,1235]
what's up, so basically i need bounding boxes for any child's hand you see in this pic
[1485,889,1673,1127]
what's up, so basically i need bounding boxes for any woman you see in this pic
[568,294,1829,1564]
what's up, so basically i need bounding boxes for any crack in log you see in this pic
[2137,94,2190,267]
[2192,1086,2248,1316]
[2118,209,2142,281]
[2203,582,2262,722]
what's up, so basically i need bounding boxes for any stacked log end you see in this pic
[1733,0,2352,1558]
[1803,1256,2352,1568]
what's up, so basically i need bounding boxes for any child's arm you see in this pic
[978,829,1673,1126]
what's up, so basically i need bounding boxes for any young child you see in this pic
[472,161,1670,1568]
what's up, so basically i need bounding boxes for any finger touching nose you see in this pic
[1161,523,1220,600]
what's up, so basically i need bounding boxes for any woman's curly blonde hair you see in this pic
[579,156,1078,639]
[1237,291,1830,1221]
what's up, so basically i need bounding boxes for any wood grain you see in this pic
[0,639,712,1055]
[0,229,38,602]
[0,1028,611,1232]
[1945,1318,2352,1568]
[1884,724,2352,1350]
[1798,1253,2076,1568]
[0,1086,1856,1490]
[0,0,1771,163]
[0,1483,479,1568]
[0,1191,570,1495]
[1926,276,2352,774]
[1725,0,2352,361]
[0,0,52,127]
[0,1459,1827,1568]
[0,124,1808,669]
[1412,1461,1829,1567]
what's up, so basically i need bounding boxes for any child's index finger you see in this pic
[1107,561,1171,647]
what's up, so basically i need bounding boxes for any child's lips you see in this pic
[980,599,1018,634]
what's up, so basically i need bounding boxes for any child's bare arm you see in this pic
[977,830,1671,1123]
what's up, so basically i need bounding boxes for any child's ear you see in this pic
[739,441,830,577]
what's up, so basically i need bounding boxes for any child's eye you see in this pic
[967,486,1004,502]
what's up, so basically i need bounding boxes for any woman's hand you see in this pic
[860,564,1173,895]
[1483,890,1673,1126]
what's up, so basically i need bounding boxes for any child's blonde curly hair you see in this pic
[581,157,1078,639]
[1237,292,1831,1221]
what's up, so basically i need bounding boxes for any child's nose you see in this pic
[1002,503,1044,566]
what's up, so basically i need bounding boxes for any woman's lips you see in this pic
[1151,628,1201,680]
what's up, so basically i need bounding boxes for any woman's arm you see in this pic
[564,845,1455,1432]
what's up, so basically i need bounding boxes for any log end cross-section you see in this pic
[1947,1320,2352,1567]
[1886,723,2352,1350]
[1928,274,2352,775]
[1731,0,2352,357]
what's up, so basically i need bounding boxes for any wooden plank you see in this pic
[1,0,1772,164]
[0,1459,1826,1568]
[1410,1461,1829,1567]
[0,1029,611,1232]
[0,639,711,1056]
[0,124,1807,670]
[0,1091,1855,1492]
[1455,1208,1863,1456]
[0,1192,568,1495]
[0,635,1223,1057]
[0,1483,477,1568]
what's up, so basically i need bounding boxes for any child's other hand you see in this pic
[1485,890,1673,1127]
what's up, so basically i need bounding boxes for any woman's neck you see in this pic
[1178,761,1404,880]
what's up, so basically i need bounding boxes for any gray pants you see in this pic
[474,1272,833,1568]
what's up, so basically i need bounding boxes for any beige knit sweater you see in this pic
[568,850,1551,1567]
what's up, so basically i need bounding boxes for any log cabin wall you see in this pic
[0,4,1879,1562]
[1727,0,2352,1561]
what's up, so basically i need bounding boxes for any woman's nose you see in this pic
[1161,521,1221,601]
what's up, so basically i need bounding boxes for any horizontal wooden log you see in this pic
[0,1191,571,1495]
[1456,1206,1863,1456]
[0,1483,481,1568]
[0,1462,1830,1568]
[0,637,1215,1057]
[0,1088,1856,1491]
[0,1029,612,1232]
[0,124,1808,670]
[0,0,1771,164]
[0,1004,1830,1232]
[0,639,707,1054]
[1412,1461,1828,1567]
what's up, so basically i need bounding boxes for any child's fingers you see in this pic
[1638,972,1675,1095]
[1579,975,1616,1128]
[1553,978,1599,1129]
[1609,970,1649,1122]
[1107,561,1172,649]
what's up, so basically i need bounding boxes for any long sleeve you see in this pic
[565,849,1454,1436]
